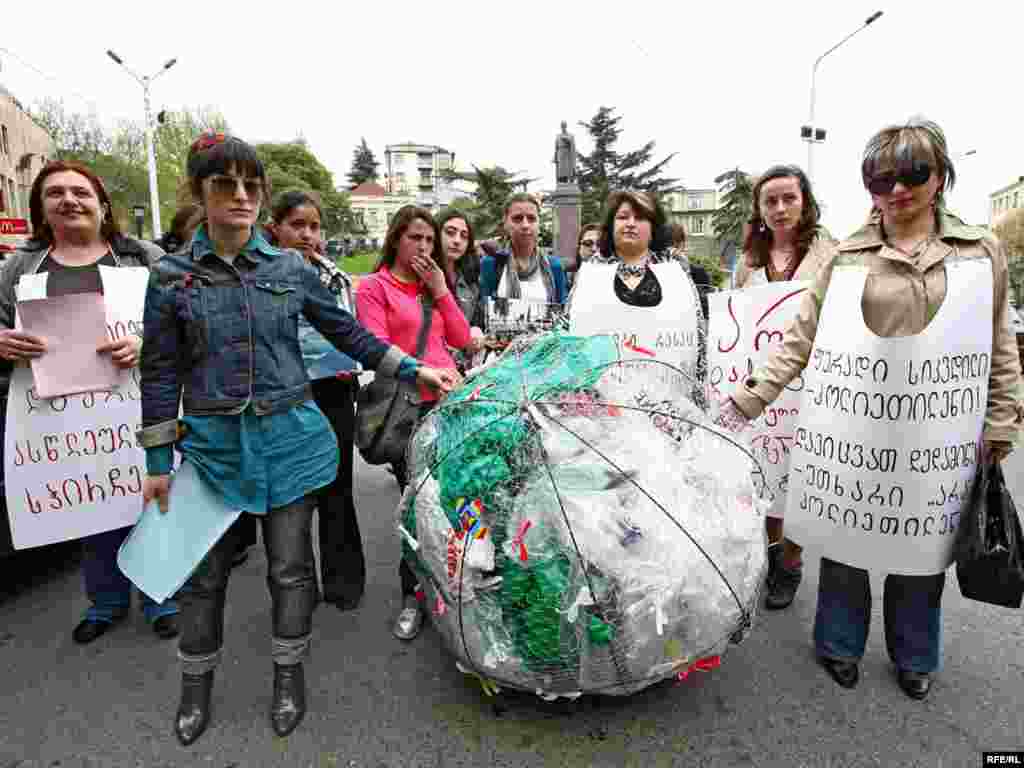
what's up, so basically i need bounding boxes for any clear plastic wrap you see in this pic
[400,332,767,697]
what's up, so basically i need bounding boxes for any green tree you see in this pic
[347,138,379,188]
[29,98,110,161]
[154,107,230,222]
[688,250,726,288]
[441,165,535,238]
[576,106,680,222]
[257,140,353,236]
[711,169,753,250]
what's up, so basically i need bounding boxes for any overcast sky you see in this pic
[3,0,1022,240]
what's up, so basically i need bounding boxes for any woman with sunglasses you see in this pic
[734,165,835,611]
[139,134,457,745]
[0,160,176,642]
[265,189,366,610]
[722,119,1022,700]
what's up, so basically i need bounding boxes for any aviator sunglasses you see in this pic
[208,174,263,199]
[865,162,932,196]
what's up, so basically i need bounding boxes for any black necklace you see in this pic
[616,256,649,280]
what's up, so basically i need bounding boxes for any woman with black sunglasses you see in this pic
[733,165,835,612]
[720,118,1022,701]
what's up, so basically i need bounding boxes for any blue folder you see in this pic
[117,461,243,603]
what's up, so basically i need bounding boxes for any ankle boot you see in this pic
[270,663,306,737]
[174,671,214,746]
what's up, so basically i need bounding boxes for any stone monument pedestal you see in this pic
[549,182,581,272]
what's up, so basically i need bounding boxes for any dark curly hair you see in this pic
[743,165,821,270]
[600,190,671,257]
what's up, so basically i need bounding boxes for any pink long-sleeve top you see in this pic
[356,267,472,402]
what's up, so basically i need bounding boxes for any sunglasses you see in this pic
[209,175,263,199]
[580,239,597,248]
[865,162,932,196]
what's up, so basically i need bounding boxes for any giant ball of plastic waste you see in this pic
[398,332,767,698]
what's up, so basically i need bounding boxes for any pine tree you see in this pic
[576,106,680,222]
[347,138,379,187]
[711,169,753,249]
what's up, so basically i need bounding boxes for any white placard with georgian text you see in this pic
[708,281,809,517]
[785,262,992,575]
[6,266,150,549]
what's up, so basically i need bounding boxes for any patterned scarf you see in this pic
[501,249,556,301]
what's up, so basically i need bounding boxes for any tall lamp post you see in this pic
[106,50,177,239]
[801,11,883,183]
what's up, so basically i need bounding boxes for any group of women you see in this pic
[0,115,1018,746]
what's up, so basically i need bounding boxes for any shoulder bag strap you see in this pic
[414,294,434,360]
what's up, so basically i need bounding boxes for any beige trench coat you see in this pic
[733,209,1023,446]
[734,227,837,289]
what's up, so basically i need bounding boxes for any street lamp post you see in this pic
[106,50,177,239]
[801,11,883,183]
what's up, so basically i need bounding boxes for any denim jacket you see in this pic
[138,227,406,446]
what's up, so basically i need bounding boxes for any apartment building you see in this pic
[0,83,55,223]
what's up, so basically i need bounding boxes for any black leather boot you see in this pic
[270,663,306,737]
[174,671,213,746]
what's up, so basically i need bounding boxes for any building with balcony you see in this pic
[346,181,415,247]
[990,176,1024,228]
[662,188,720,264]
[0,83,54,224]
[383,142,463,208]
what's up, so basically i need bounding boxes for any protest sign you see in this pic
[570,263,701,379]
[786,263,993,575]
[5,267,150,549]
[707,281,808,517]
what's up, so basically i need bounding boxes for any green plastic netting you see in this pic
[399,331,768,698]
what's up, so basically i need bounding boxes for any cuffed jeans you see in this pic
[82,526,178,623]
[813,556,945,674]
[178,496,318,675]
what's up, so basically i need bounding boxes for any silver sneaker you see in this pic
[392,600,424,641]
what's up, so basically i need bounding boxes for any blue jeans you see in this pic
[82,526,178,624]
[813,557,945,674]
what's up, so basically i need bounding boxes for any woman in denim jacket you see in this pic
[138,133,457,745]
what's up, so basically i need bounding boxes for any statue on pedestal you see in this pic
[554,121,577,186]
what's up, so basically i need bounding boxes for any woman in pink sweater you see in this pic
[356,205,472,640]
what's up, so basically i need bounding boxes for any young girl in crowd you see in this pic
[266,190,366,610]
[436,208,485,363]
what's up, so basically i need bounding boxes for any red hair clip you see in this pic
[190,131,228,154]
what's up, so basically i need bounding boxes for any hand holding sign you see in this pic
[143,474,172,514]
[0,328,47,361]
[97,335,141,369]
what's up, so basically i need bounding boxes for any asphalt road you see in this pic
[1,451,1022,768]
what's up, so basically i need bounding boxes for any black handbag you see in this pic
[354,296,432,466]
[954,461,1024,609]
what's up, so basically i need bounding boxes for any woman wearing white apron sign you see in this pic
[734,165,835,611]
[570,190,704,384]
[721,119,1023,700]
